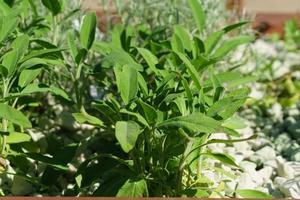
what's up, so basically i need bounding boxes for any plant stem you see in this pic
[52,15,59,45]
[197,133,209,180]
[1,119,7,155]
[1,81,8,156]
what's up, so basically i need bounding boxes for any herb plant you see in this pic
[74,0,262,197]
[0,0,273,197]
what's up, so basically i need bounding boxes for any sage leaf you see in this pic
[72,112,104,127]
[0,103,31,128]
[236,189,272,198]
[114,65,138,105]
[115,121,141,153]
[80,12,97,50]
[41,0,62,16]
[158,112,223,134]
[7,132,31,144]
[187,0,206,33]
[117,178,148,197]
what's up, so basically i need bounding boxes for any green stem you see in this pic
[176,141,193,196]
[1,119,7,155]
[197,133,209,180]
[1,81,8,156]
[52,15,58,45]
[74,63,84,110]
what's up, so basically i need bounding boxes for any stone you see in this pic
[275,177,300,198]
[274,133,292,152]
[249,136,271,151]
[250,146,276,164]
[267,103,282,121]
[234,141,251,153]
[265,159,278,169]
[240,161,256,172]
[287,161,300,177]
[276,157,295,179]
[236,173,259,190]
[257,166,274,183]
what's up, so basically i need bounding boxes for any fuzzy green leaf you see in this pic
[115,121,141,153]
[72,112,104,127]
[7,132,31,144]
[137,47,159,74]
[2,49,19,76]
[0,104,31,128]
[205,31,224,54]
[158,112,223,134]
[80,12,97,50]
[41,0,62,16]
[117,179,148,197]
[18,67,42,88]
[176,52,201,91]
[213,36,254,59]
[114,65,138,105]
[236,189,272,198]
[205,152,238,167]
[187,0,206,33]
[174,25,193,51]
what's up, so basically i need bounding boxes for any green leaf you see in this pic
[0,104,31,128]
[67,30,78,62]
[80,12,97,50]
[210,73,224,102]
[213,36,254,59]
[21,48,65,63]
[115,121,141,153]
[19,58,47,71]
[0,15,18,43]
[114,65,138,105]
[103,49,143,71]
[171,34,184,53]
[41,0,62,16]
[0,1,11,15]
[137,72,148,96]
[72,112,104,127]
[2,49,19,76]
[120,109,149,127]
[21,83,70,101]
[193,36,205,55]
[0,64,8,77]
[158,112,223,134]
[236,189,272,198]
[137,47,159,74]
[207,88,250,120]
[187,0,206,33]
[223,21,251,33]
[22,153,69,171]
[6,132,31,144]
[222,115,247,130]
[205,72,257,89]
[117,178,148,197]
[181,77,193,105]
[205,31,224,54]
[18,67,42,88]
[205,152,238,167]
[11,34,29,59]
[138,100,157,125]
[174,25,193,51]
[176,52,201,91]
[92,41,112,55]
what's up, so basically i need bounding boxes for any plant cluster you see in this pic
[0,0,271,197]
